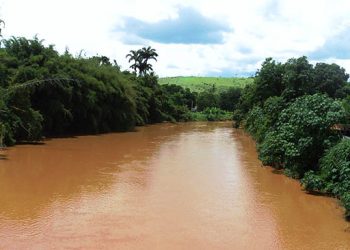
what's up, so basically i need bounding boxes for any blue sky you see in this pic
[1,0,350,77]
[119,7,231,44]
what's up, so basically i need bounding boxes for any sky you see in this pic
[1,0,350,77]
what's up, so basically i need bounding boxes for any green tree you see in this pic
[219,87,241,111]
[255,58,284,103]
[313,63,349,98]
[197,85,219,111]
[126,47,158,76]
[126,50,140,74]
[342,96,350,124]
[259,94,345,177]
[140,46,158,65]
[302,139,350,218]
[245,96,286,143]
[282,56,314,100]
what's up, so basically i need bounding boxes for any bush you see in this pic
[245,96,285,143]
[258,94,345,177]
[319,139,350,196]
[219,87,241,111]
[302,139,350,216]
[197,86,219,111]
[341,193,350,219]
[202,107,232,121]
[301,171,325,192]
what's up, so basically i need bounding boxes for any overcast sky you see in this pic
[1,0,350,77]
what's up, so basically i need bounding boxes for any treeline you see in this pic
[233,56,350,218]
[0,37,238,147]
[0,37,201,146]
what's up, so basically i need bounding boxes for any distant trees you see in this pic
[126,46,158,76]
[197,85,219,111]
[219,87,241,111]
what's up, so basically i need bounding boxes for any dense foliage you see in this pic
[259,94,344,177]
[219,87,241,112]
[196,85,241,112]
[0,37,205,145]
[234,56,350,217]
[302,139,350,218]
[0,37,139,144]
[0,36,239,147]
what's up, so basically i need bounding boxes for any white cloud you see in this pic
[1,0,350,76]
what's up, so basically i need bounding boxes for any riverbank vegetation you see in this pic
[0,36,235,147]
[233,56,350,218]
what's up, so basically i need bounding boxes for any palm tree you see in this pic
[126,50,142,74]
[126,47,158,76]
[140,46,158,64]
[138,62,154,76]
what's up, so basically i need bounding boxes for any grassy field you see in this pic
[158,76,254,92]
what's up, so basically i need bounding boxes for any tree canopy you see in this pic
[126,46,158,76]
[235,55,350,218]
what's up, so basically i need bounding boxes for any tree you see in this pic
[126,50,141,74]
[282,56,314,100]
[302,139,350,217]
[313,63,349,98]
[140,46,158,65]
[245,96,285,143]
[342,96,350,124]
[259,94,345,177]
[197,85,219,111]
[219,87,241,111]
[126,47,158,76]
[255,58,284,103]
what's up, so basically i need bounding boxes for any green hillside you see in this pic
[158,76,254,92]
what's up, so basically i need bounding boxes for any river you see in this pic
[0,122,349,249]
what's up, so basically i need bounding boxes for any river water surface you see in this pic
[0,122,349,249]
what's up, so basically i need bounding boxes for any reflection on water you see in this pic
[0,122,349,249]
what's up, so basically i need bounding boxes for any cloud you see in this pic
[120,34,146,45]
[200,57,261,77]
[309,27,350,60]
[263,0,281,20]
[237,46,252,54]
[167,64,180,69]
[118,6,232,44]
[4,0,350,77]
[204,68,256,77]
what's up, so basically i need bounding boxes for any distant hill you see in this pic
[158,76,254,92]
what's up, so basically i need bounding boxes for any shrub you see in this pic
[202,107,232,121]
[302,139,350,216]
[258,94,345,177]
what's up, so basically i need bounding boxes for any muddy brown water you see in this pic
[0,122,349,249]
